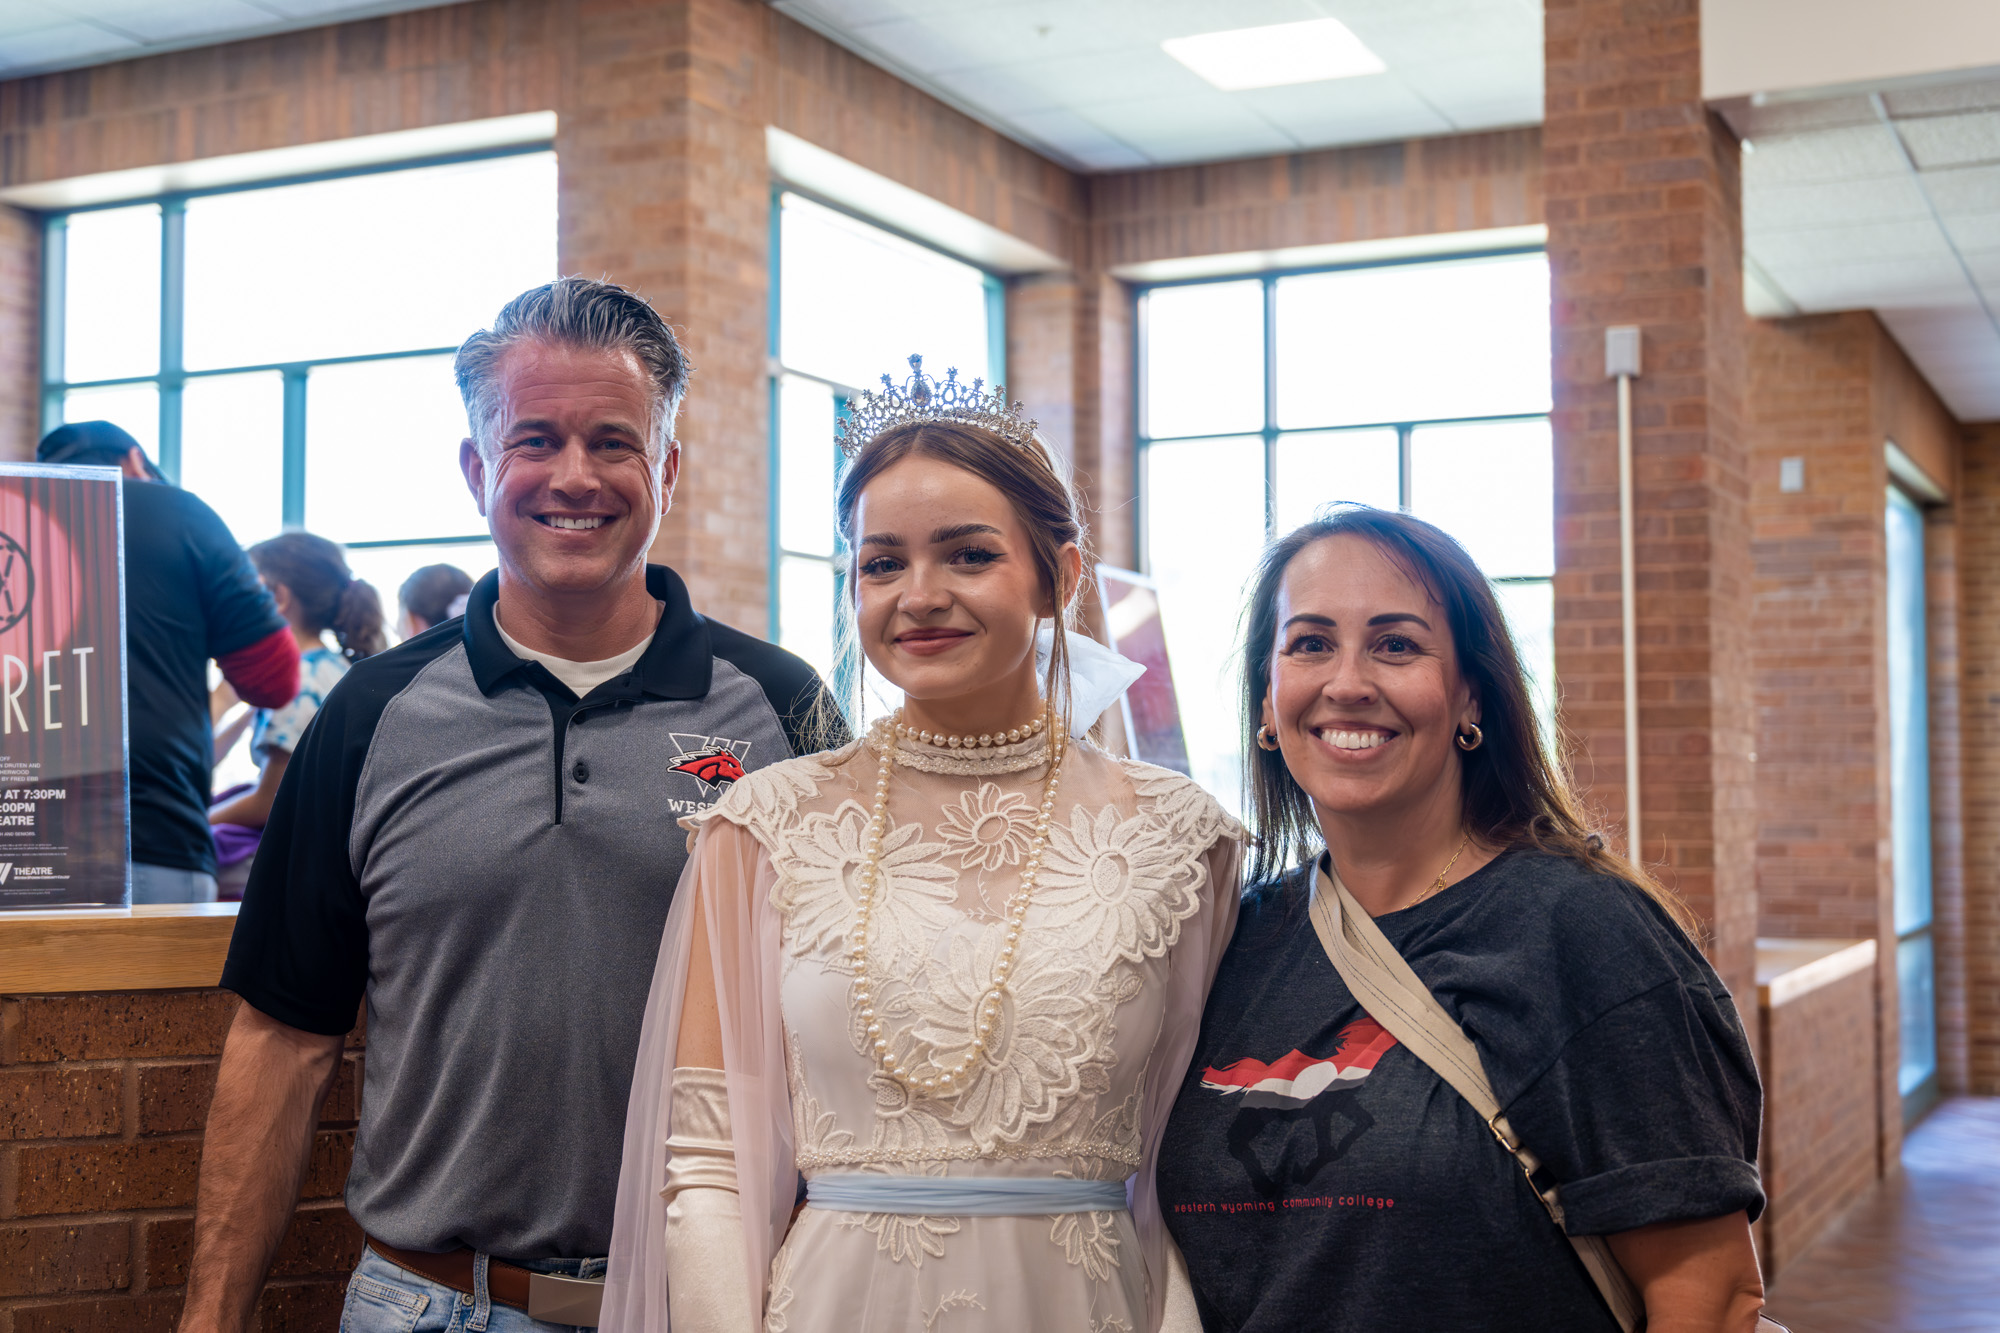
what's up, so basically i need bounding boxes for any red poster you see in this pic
[0,465,128,909]
[1097,566,1191,776]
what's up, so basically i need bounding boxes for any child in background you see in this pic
[210,534,385,891]
[397,562,475,639]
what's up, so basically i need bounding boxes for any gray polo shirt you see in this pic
[222,565,842,1260]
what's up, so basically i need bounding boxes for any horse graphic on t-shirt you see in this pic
[1200,1016,1398,1198]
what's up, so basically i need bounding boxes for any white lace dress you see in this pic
[607,728,1242,1333]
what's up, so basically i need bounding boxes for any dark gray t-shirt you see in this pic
[1158,849,1763,1332]
[223,566,843,1260]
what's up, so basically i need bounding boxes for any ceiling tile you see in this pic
[1752,218,1955,270]
[971,47,1213,109]
[772,0,907,27]
[1002,105,1147,168]
[1077,92,1298,161]
[1881,76,2000,118]
[1918,162,2000,216]
[1234,73,1455,145]
[1877,308,2000,420]
[1894,111,2000,172]
[1392,50,1545,130]
[1745,175,1930,232]
[845,15,992,74]
[1771,256,1971,311]
[1943,211,2000,253]
[1744,125,1908,186]
[0,19,141,70]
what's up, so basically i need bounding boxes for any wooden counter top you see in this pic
[0,902,237,993]
[1756,936,1877,1007]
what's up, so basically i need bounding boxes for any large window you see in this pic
[42,150,558,605]
[1886,483,1938,1118]
[769,191,1003,692]
[1139,251,1554,813]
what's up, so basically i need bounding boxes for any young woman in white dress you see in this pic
[603,363,1243,1333]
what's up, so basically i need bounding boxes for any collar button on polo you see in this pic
[572,760,590,784]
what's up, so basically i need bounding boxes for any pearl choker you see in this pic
[851,706,1063,1098]
[891,715,1047,750]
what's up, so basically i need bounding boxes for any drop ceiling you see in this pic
[771,0,1545,172]
[1722,72,2000,422]
[4,2,2000,421]
[0,0,459,79]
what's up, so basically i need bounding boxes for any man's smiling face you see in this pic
[459,338,679,600]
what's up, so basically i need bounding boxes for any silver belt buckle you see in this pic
[528,1271,605,1326]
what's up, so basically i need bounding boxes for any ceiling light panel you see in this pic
[1162,18,1386,91]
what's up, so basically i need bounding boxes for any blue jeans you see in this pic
[339,1245,605,1333]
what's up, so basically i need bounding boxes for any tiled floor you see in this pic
[1764,1097,2000,1332]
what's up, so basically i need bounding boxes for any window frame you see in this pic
[38,142,554,566]
[764,183,1008,652]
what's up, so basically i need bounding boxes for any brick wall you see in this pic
[0,206,34,463]
[0,991,364,1331]
[1757,965,1880,1273]
[1544,0,1757,1000]
[1088,126,1542,271]
[1958,423,2000,1094]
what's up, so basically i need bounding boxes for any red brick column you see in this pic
[0,991,364,1330]
[1006,271,1137,573]
[1958,423,2000,1094]
[560,0,776,633]
[0,206,37,463]
[1544,0,1756,998]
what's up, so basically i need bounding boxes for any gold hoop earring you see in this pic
[1256,724,1281,752]
[1456,723,1483,752]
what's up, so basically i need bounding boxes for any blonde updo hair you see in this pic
[831,420,1088,739]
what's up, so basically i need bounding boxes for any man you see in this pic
[36,422,300,904]
[182,278,840,1331]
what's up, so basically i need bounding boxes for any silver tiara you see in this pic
[836,354,1039,458]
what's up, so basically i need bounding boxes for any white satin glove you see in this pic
[1161,1235,1204,1333]
[661,1067,756,1333]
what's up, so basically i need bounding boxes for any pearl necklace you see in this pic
[891,713,1046,750]
[850,706,1065,1098]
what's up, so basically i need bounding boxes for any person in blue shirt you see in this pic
[210,531,385,832]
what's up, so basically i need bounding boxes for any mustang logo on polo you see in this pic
[669,734,752,796]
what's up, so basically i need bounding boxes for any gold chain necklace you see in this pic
[850,705,1064,1099]
[1412,832,1471,906]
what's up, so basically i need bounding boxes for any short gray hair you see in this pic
[454,276,693,456]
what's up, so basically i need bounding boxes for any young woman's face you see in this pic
[851,454,1066,716]
[1263,534,1477,822]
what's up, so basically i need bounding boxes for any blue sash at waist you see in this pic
[806,1174,1131,1216]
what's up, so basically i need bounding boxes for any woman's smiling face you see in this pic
[851,454,1064,716]
[1262,533,1477,822]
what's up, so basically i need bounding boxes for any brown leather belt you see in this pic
[364,1236,537,1314]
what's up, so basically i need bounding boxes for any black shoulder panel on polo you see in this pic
[707,616,852,756]
[221,619,465,1036]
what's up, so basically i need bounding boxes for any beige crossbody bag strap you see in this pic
[1308,862,1647,1333]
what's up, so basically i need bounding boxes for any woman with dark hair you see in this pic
[210,532,385,832]
[396,562,475,639]
[1156,506,1767,1332]
[605,361,1242,1332]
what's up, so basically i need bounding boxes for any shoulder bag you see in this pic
[1306,861,1786,1333]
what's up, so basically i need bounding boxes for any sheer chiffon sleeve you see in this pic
[604,815,793,1332]
[1133,832,1243,1331]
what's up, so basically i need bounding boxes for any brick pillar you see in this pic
[1005,271,1137,576]
[0,205,38,462]
[1958,423,2000,1094]
[1544,0,1756,998]
[559,0,774,632]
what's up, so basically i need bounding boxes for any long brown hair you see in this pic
[248,532,387,662]
[831,420,1086,738]
[1241,505,1696,937]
